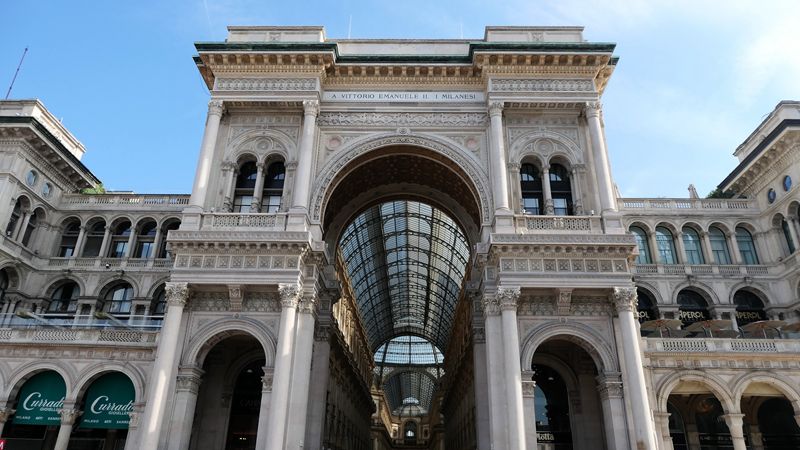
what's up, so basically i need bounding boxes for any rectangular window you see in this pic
[59,246,75,257]
[261,195,281,213]
[553,198,568,216]
[136,242,154,258]
[234,195,253,213]
[82,237,102,257]
[522,197,540,215]
[111,241,127,258]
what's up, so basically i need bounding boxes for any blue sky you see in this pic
[3,1,799,197]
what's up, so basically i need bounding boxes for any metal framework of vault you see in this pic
[339,200,469,415]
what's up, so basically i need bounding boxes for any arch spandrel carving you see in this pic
[309,132,493,227]
[225,128,295,164]
[510,130,583,166]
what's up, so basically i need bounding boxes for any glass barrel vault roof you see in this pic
[338,200,470,353]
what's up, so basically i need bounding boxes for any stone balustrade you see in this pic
[202,212,287,230]
[632,263,771,276]
[515,215,601,233]
[47,257,173,270]
[61,193,189,210]
[619,198,755,212]
[642,337,800,353]
[0,322,160,346]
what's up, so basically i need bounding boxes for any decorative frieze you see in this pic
[490,78,595,92]
[498,257,629,274]
[215,77,318,91]
[174,253,300,271]
[316,112,489,127]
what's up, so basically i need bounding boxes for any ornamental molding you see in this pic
[303,99,320,116]
[472,326,486,344]
[492,233,637,246]
[176,373,203,394]
[58,408,83,425]
[226,128,295,157]
[165,282,189,307]
[243,292,281,312]
[596,373,624,400]
[208,99,225,117]
[215,77,318,92]
[483,294,501,316]
[174,252,305,271]
[3,139,82,192]
[509,129,583,165]
[490,78,595,93]
[498,257,629,275]
[556,289,572,315]
[262,367,274,392]
[316,112,489,127]
[168,230,310,243]
[0,346,156,361]
[190,292,230,312]
[278,283,301,308]
[310,132,493,225]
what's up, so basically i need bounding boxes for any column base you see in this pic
[493,208,515,233]
[286,208,310,231]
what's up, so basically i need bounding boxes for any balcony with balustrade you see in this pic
[619,198,757,215]
[60,193,190,211]
[0,312,162,348]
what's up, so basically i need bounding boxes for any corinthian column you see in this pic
[54,407,82,450]
[189,100,225,209]
[499,287,526,450]
[612,287,657,450]
[284,293,318,449]
[482,293,509,449]
[585,102,617,213]
[291,100,320,211]
[140,282,189,449]
[166,366,204,450]
[488,101,511,212]
[265,283,301,450]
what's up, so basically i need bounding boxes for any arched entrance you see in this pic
[317,145,484,449]
[530,338,609,450]
[189,333,267,450]
[2,370,67,448]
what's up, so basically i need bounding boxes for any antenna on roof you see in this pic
[5,47,28,100]
[348,15,352,39]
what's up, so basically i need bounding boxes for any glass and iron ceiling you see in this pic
[339,200,470,417]
[338,200,470,353]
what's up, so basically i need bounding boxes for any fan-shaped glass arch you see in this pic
[338,201,469,352]
[382,370,438,417]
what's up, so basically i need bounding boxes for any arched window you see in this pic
[709,227,731,264]
[48,282,79,314]
[681,227,705,265]
[630,227,652,264]
[735,227,759,265]
[134,220,157,258]
[5,198,24,238]
[261,161,285,213]
[82,220,106,257]
[21,208,44,247]
[636,288,658,323]
[104,283,134,315]
[158,220,181,259]
[151,285,166,315]
[108,220,132,258]
[758,398,800,445]
[656,226,678,264]
[520,163,543,215]
[677,289,710,326]
[549,164,573,216]
[234,161,258,213]
[734,290,766,326]
[695,397,731,446]
[58,219,81,257]
[781,218,796,254]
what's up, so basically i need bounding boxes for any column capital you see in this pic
[0,407,15,422]
[472,326,486,343]
[611,286,637,313]
[303,99,320,117]
[595,372,624,400]
[482,294,501,316]
[507,162,521,172]
[488,101,504,117]
[498,286,521,311]
[58,408,82,425]
[278,283,301,308]
[208,99,225,117]
[165,282,189,307]
[298,293,318,314]
[584,101,602,118]
[176,366,204,394]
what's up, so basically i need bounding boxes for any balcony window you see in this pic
[549,164,573,215]
[630,226,652,264]
[260,161,285,213]
[520,163,543,215]
[682,227,705,265]
[636,288,658,323]
[21,208,44,247]
[782,219,796,254]
[135,221,157,258]
[58,220,81,257]
[158,220,181,259]
[735,227,759,265]
[0,269,8,305]
[48,282,79,314]
[104,283,134,315]
[151,285,166,315]
[108,221,132,258]
[234,161,258,213]
[656,227,678,264]
[709,227,732,264]
[82,220,106,257]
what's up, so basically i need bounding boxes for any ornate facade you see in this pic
[0,25,799,450]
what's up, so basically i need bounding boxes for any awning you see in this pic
[13,371,66,425]
[80,372,135,429]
